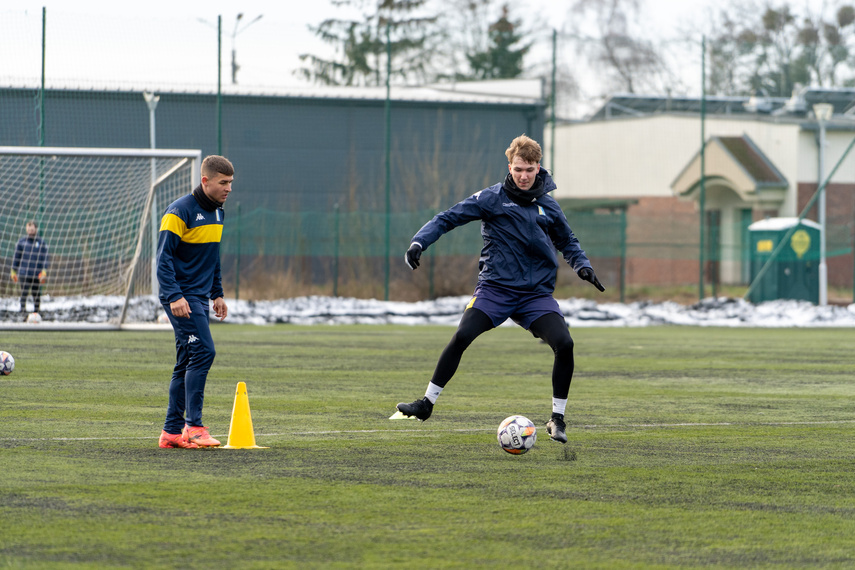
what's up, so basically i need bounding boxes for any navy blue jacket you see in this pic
[12,236,49,278]
[156,190,224,304]
[411,169,592,294]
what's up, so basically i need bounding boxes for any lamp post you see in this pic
[231,13,263,85]
[813,102,833,306]
[143,92,160,297]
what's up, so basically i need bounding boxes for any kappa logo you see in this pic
[188,335,199,343]
[195,213,205,221]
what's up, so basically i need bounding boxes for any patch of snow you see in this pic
[3,294,855,328]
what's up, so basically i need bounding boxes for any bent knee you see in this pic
[552,335,574,356]
[190,345,216,366]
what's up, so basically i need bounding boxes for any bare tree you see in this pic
[703,0,855,97]
[569,0,671,94]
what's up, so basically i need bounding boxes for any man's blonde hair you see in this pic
[201,155,234,177]
[505,134,542,164]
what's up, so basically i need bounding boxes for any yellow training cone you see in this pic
[222,381,268,449]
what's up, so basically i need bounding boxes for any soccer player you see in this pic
[156,155,233,449]
[11,220,49,316]
[396,135,605,444]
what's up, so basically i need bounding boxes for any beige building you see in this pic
[546,89,855,290]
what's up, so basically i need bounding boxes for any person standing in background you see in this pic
[11,220,49,316]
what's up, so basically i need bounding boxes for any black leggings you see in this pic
[430,308,575,399]
[19,276,41,312]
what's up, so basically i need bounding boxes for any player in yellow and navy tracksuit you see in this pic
[156,155,234,449]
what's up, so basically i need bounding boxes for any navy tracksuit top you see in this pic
[411,169,592,295]
[13,236,49,278]
[156,190,225,304]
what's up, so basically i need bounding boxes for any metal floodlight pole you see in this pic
[231,13,263,85]
[814,103,833,306]
[384,19,392,301]
[550,29,557,176]
[39,7,46,148]
[144,92,161,297]
[198,16,223,152]
[38,7,47,226]
[218,15,222,154]
[699,36,707,301]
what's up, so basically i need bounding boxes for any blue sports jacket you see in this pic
[156,189,225,304]
[12,235,49,278]
[411,169,592,294]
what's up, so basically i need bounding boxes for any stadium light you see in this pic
[814,102,833,306]
[231,13,263,85]
[143,92,160,297]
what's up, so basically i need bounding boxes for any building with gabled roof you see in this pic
[547,86,855,296]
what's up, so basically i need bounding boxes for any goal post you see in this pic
[0,146,201,327]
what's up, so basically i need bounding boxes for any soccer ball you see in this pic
[0,351,15,375]
[497,415,537,455]
[26,312,42,324]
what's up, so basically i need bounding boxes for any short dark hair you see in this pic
[201,155,234,177]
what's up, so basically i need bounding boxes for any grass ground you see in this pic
[2,324,855,568]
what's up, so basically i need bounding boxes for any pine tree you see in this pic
[465,5,529,80]
[299,0,439,86]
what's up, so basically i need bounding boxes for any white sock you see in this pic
[424,382,443,404]
[552,398,567,416]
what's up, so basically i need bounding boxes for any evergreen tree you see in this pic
[299,0,439,86]
[466,5,530,79]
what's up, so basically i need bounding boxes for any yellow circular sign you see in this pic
[790,229,811,259]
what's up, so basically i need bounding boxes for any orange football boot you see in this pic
[159,430,199,449]
[183,425,221,447]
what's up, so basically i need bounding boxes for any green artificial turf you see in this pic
[1,325,855,568]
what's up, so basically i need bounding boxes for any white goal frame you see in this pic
[0,146,201,329]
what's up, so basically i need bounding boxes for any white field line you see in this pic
[2,419,855,442]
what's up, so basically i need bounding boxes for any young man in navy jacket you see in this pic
[11,220,49,316]
[397,135,605,443]
[156,155,233,449]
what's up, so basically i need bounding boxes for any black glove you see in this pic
[578,267,605,292]
[405,243,423,270]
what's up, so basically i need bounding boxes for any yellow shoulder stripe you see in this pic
[160,212,222,243]
[160,213,186,236]
[183,224,223,244]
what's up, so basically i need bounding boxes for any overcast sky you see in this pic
[2,0,709,105]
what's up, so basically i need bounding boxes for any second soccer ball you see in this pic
[0,351,15,375]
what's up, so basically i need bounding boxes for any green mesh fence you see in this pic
[5,7,855,303]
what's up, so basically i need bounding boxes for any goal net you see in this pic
[0,146,201,327]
